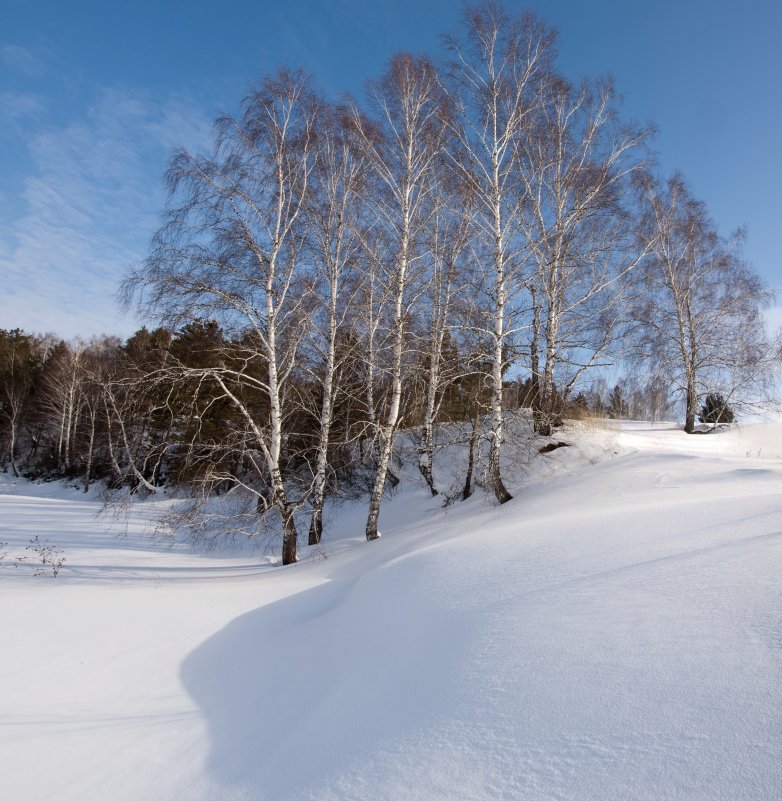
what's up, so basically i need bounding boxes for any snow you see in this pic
[1,420,781,800]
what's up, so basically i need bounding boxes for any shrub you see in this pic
[699,393,735,425]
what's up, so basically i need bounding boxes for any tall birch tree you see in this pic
[415,179,470,496]
[519,76,650,434]
[350,53,445,540]
[633,172,776,432]
[443,2,555,502]
[304,104,365,544]
[124,69,316,564]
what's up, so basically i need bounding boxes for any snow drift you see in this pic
[1,421,780,800]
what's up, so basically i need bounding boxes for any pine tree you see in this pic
[699,393,735,424]
[607,384,627,419]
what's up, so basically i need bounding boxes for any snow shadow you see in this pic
[180,551,469,798]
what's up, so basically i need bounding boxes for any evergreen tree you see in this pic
[699,393,735,424]
[607,384,627,419]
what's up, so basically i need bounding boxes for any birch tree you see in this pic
[304,104,365,544]
[519,76,650,434]
[443,2,555,502]
[124,69,316,564]
[633,172,777,432]
[414,179,470,496]
[0,330,43,477]
[76,338,120,492]
[38,340,88,472]
[350,53,445,540]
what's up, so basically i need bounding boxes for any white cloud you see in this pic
[0,91,45,121]
[1,44,45,75]
[0,88,212,339]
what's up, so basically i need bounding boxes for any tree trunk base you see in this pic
[281,509,298,565]
[492,479,513,504]
[308,511,322,546]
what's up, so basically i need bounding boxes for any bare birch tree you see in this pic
[0,330,43,477]
[519,75,651,434]
[38,340,90,472]
[633,172,778,431]
[443,2,555,502]
[124,69,317,564]
[414,178,471,496]
[349,53,445,540]
[304,104,366,544]
[77,337,120,492]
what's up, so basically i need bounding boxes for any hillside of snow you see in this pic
[1,420,781,801]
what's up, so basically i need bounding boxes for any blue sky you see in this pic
[2,0,781,338]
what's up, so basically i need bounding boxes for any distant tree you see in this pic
[77,337,122,492]
[37,339,87,473]
[632,172,778,433]
[0,329,44,476]
[642,376,675,422]
[567,391,590,416]
[607,384,628,419]
[699,393,735,425]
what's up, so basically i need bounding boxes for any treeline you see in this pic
[0,324,674,498]
[2,3,777,562]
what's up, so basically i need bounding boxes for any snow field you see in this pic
[1,421,780,800]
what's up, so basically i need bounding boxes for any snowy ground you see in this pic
[1,421,780,800]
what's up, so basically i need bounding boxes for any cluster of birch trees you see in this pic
[2,3,777,563]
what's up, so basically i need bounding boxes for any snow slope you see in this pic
[1,421,780,800]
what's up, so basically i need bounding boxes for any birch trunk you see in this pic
[685,379,697,434]
[309,278,338,545]
[366,229,408,541]
[462,402,481,501]
[538,310,560,437]
[488,189,512,503]
[417,280,447,496]
[83,401,97,492]
[364,270,379,456]
[354,54,443,540]
[8,417,19,478]
[417,366,438,495]
[265,256,298,563]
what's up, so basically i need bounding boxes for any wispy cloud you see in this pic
[0,91,45,121]
[1,44,45,75]
[0,88,212,339]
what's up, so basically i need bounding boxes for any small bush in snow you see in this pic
[20,536,66,577]
[699,393,735,425]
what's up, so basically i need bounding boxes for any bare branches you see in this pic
[6,3,776,569]
[441,5,557,501]
[518,74,652,434]
[631,172,778,431]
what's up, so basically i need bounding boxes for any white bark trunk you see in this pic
[366,226,408,541]
[488,182,512,504]
[309,279,338,545]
